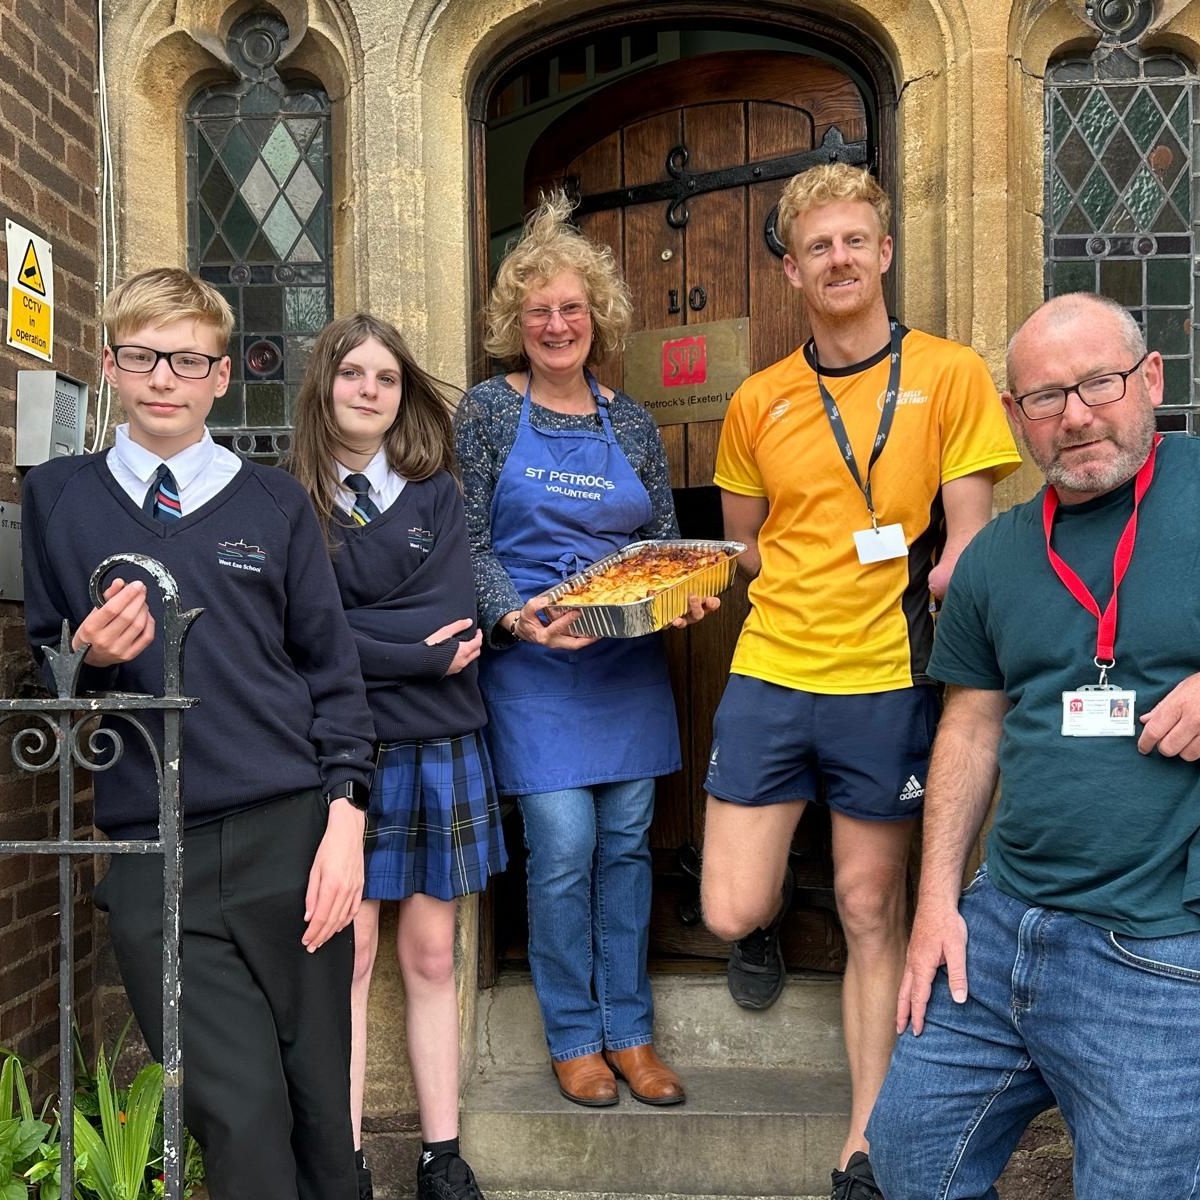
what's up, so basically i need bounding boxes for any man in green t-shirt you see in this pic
[867,291,1200,1198]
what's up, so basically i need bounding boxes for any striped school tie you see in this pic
[143,464,182,522]
[344,473,381,525]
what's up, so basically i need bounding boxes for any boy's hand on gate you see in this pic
[72,578,156,666]
[303,798,366,951]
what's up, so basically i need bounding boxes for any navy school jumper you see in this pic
[327,468,486,743]
[22,451,376,837]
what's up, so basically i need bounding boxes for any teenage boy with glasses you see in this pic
[22,267,375,1200]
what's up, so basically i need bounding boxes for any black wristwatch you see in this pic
[324,781,370,811]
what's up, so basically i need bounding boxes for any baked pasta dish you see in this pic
[564,544,731,606]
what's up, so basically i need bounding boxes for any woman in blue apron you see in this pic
[455,194,717,1109]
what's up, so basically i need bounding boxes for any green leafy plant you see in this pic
[0,1027,202,1200]
[22,1133,65,1200]
[71,1049,163,1200]
[0,1048,55,1200]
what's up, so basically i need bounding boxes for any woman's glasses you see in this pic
[520,302,591,329]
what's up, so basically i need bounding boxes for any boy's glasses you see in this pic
[111,344,225,380]
[520,301,591,329]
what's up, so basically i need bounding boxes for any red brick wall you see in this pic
[0,0,99,1080]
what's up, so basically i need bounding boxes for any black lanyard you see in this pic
[815,320,903,525]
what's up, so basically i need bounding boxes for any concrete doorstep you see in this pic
[485,1192,826,1199]
[462,974,849,1198]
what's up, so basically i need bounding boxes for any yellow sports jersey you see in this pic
[715,326,1021,694]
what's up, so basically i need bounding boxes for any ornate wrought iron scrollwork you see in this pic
[9,712,61,773]
[0,557,202,1200]
[88,553,204,698]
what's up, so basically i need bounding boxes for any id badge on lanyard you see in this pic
[1047,435,1160,738]
[817,322,908,565]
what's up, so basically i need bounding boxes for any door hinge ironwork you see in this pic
[567,125,869,242]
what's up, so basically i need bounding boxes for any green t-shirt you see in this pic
[930,434,1200,937]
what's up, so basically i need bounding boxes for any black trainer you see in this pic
[416,1150,486,1200]
[355,1148,374,1200]
[726,866,794,1010]
[830,1151,882,1200]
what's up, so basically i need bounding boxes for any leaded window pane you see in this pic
[1045,46,1200,431]
[186,11,333,461]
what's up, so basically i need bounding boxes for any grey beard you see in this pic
[1028,408,1156,498]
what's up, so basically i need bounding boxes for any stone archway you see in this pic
[401,0,987,377]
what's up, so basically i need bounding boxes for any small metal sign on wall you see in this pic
[624,318,751,426]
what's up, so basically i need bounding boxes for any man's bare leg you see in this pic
[700,794,806,940]
[830,811,917,1168]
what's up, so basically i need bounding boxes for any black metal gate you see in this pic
[0,554,202,1200]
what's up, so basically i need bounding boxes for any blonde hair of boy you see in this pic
[102,267,234,349]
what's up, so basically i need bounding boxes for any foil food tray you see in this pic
[542,539,745,638]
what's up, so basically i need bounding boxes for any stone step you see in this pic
[461,1065,850,1197]
[486,1192,825,1200]
[476,973,845,1072]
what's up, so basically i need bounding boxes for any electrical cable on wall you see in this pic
[90,0,118,452]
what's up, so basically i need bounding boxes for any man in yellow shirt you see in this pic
[699,163,1021,1199]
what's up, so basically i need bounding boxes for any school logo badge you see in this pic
[217,539,267,575]
[408,526,433,554]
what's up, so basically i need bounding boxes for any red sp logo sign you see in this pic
[662,335,707,387]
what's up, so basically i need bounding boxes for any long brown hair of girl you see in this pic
[290,313,458,530]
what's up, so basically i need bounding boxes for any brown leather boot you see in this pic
[604,1044,686,1106]
[552,1052,619,1107]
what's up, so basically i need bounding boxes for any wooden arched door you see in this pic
[522,50,875,970]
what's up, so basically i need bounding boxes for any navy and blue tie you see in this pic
[344,473,381,525]
[143,464,182,522]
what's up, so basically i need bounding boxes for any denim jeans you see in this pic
[518,779,656,1060]
[868,867,1200,1199]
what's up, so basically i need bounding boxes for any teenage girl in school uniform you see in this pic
[291,314,506,1200]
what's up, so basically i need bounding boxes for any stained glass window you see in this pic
[186,11,332,459]
[1045,47,1198,431]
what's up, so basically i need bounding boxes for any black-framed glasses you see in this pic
[112,344,226,380]
[520,301,591,329]
[1013,354,1148,420]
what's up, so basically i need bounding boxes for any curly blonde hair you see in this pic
[485,191,632,368]
[776,164,890,255]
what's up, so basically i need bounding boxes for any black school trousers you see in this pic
[95,789,356,1200]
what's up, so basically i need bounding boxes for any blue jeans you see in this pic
[518,779,655,1060]
[868,868,1200,1199]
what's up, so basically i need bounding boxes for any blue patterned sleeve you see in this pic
[453,380,525,647]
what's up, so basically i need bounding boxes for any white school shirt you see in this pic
[107,425,242,515]
[334,447,407,515]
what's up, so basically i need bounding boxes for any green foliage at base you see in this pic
[0,1024,203,1200]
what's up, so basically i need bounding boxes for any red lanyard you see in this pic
[1041,434,1160,667]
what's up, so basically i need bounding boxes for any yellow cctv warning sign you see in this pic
[6,219,54,363]
[18,240,46,296]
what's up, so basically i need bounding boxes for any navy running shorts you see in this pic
[703,674,939,820]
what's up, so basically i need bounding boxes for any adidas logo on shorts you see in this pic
[898,774,924,803]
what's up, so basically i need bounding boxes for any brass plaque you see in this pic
[623,318,751,426]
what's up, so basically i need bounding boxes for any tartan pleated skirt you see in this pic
[362,729,507,901]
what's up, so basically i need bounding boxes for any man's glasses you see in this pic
[520,301,591,329]
[1012,354,1148,420]
[111,344,225,380]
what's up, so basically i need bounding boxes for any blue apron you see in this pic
[479,375,681,794]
